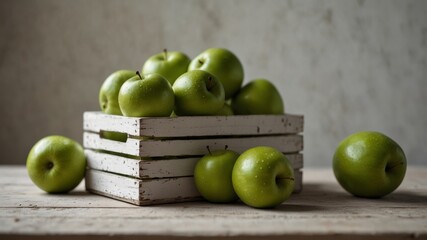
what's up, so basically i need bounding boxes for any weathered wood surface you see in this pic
[1,166,426,240]
[85,169,201,205]
[83,111,304,137]
[84,132,303,157]
[85,149,304,178]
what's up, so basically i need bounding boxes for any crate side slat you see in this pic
[85,150,141,177]
[138,114,304,137]
[83,111,303,137]
[84,112,140,135]
[137,177,200,205]
[86,169,302,206]
[84,132,303,157]
[85,169,201,206]
[85,149,303,179]
[294,170,303,193]
[138,135,303,157]
[84,132,140,156]
[85,168,140,203]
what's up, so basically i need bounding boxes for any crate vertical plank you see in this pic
[84,132,303,157]
[293,170,303,193]
[85,149,304,179]
[83,112,304,137]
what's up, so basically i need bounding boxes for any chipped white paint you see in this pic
[84,132,303,158]
[85,169,303,206]
[85,169,201,205]
[83,111,304,137]
[86,149,304,179]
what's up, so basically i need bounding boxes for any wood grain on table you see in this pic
[0,166,426,240]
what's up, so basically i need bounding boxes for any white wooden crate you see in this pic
[83,111,304,206]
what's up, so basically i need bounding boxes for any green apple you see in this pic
[216,103,234,116]
[188,48,243,99]
[99,70,136,115]
[100,131,127,142]
[142,49,191,85]
[118,72,174,117]
[26,136,86,193]
[99,70,135,142]
[232,79,284,115]
[232,146,294,208]
[333,131,407,198]
[194,149,240,203]
[173,70,225,116]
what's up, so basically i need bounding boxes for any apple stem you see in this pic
[225,145,228,150]
[163,48,168,60]
[386,161,404,171]
[46,162,54,170]
[206,146,212,155]
[206,76,215,91]
[136,71,142,80]
[198,59,203,65]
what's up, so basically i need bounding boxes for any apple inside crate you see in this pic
[83,111,304,206]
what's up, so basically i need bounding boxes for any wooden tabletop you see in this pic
[1,166,426,240]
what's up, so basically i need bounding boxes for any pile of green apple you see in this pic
[98,48,285,120]
[96,48,294,208]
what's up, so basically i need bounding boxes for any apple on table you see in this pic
[333,131,407,198]
[26,136,86,193]
[194,149,240,203]
[232,146,295,208]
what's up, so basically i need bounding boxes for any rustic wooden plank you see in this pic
[84,132,303,157]
[1,205,426,237]
[2,166,426,239]
[85,169,302,206]
[85,169,201,205]
[85,149,304,179]
[83,111,304,137]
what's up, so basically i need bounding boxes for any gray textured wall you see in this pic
[0,0,426,166]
